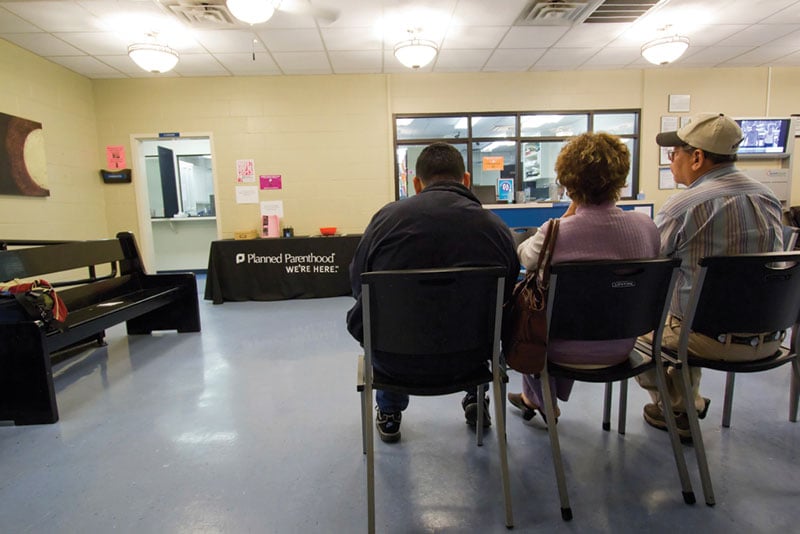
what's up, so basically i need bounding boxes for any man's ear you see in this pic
[413,176,423,194]
[462,172,471,188]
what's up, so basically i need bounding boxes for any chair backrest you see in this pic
[546,258,680,341]
[508,227,538,248]
[687,252,800,338]
[783,226,800,251]
[361,267,505,365]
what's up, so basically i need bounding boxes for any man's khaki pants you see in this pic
[635,315,783,413]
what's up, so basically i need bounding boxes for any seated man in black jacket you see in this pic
[346,142,519,443]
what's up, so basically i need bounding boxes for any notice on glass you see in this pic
[260,200,284,217]
[235,185,258,204]
[236,159,255,183]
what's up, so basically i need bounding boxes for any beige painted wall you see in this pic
[0,40,107,240]
[92,75,393,241]
[4,35,800,252]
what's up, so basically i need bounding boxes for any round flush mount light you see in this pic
[641,35,690,65]
[394,29,438,70]
[127,42,179,73]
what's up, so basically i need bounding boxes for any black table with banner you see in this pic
[204,235,361,304]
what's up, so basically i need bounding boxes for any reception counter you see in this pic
[204,235,361,304]
[487,200,654,228]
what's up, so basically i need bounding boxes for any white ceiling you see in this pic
[2,0,800,79]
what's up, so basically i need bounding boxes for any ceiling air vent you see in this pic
[515,0,604,26]
[584,0,661,24]
[166,0,238,27]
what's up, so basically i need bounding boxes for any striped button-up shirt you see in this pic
[656,164,784,317]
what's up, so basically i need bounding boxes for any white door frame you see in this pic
[129,132,219,273]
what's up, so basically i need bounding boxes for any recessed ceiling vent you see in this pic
[515,0,604,26]
[584,0,660,24]
[166,1,238,27]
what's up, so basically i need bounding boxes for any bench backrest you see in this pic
[0,232,144,287]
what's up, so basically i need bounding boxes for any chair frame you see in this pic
[665,252,800,507]
[356,267,513,533]
[535,258,695,520]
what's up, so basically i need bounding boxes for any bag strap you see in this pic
[536,218,560,282]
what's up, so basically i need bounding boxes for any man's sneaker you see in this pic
[462,394,491,428]
[643,403,692,442]
[376,408,401,443]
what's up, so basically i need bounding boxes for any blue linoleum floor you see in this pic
[1,277,798,533]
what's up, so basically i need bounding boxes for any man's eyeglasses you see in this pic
[667,146,695,162]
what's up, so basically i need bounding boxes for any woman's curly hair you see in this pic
[555,132,630,205]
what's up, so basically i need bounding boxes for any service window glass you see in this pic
[522,141,566,201]
[396,116,468,140]
[471,141,517,204]
[397,143,469,199]
[594,113,638,135]
[471,115,517,138]
[520,114,588,137]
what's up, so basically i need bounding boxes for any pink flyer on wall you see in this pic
[236,159,255,183]
[260,174,282,190]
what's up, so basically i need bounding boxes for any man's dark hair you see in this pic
[415,142,465,185]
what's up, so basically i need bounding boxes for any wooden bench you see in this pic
[0,232,201,425]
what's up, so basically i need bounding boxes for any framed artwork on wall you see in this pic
[0,112,49,197]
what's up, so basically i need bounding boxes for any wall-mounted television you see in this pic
[734,118,793,159]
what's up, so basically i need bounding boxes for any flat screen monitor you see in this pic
[735,118,793,158]
[473,185,497,204]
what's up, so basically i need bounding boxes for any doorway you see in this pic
[130,133,220,273]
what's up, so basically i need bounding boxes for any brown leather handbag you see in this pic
[501,218,560,374]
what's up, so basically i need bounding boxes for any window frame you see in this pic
[393,109,641,202]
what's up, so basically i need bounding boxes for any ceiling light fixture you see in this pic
[127,33,179,73]
[394,29,438,70]
[641,34,690,65]
[226,0,276,25]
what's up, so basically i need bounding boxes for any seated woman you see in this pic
[508,132,660,423]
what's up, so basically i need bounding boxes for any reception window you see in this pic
[394,110,640,202]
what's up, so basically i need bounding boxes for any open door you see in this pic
[157,146,180,218]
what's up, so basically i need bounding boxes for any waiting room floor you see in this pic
[1,278,798,533]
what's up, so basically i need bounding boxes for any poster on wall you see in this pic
[236,159,255,183]
[260,174,282,190]
[105,145,126,169]
[0,112,49,197]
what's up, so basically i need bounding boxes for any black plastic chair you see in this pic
[535,257,695,520]
[509,226,537,249]
[356,267,513,533]
[661,252,800,507]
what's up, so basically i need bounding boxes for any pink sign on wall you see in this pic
[260,174,282,190]
[106,145,126,169]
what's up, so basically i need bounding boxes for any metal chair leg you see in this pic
[790,358,800,422]
[602,381,613,431]
[542,367,572,521]
[365,384,375,533]
[492,377,514,528]
[618,379,628,435]
[680,365,715,506]
[653,361,696,505]
[476,384,485,447]
[722,372,735,428]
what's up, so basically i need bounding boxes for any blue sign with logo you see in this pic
[497,179,514,202]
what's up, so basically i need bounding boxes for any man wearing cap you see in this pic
[636,112,784,439]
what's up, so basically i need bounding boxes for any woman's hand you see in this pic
[562,201,577,218]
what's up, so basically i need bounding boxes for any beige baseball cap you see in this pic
[656,112,744,155]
